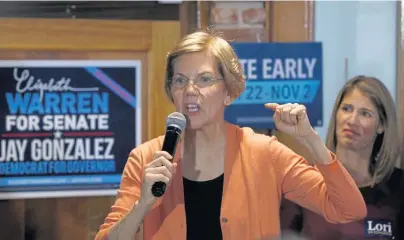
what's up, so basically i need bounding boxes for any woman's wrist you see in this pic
[297,129,333,165]
[296,128,321,147]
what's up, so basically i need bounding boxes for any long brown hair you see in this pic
[325,75,400,184]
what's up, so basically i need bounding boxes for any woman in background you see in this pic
[281,75,402,239]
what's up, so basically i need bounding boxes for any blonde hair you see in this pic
[164,29,246,101]
[326,75,400,184]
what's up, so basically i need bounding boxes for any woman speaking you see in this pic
[95,30,366,240]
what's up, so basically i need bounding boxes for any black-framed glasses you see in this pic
[170,73,223,89]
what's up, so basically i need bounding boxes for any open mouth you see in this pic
[186,104,200,113]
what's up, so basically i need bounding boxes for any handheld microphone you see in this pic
[151,112,187,197]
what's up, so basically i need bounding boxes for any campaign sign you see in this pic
[0,60,141,199]
[225,42,323,129]
[364,219,393,238]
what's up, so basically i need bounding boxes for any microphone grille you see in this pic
[166,112,187,131]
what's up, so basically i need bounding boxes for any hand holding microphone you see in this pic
[140,151,177,206]
[139,112,187,206]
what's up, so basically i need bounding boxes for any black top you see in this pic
[183,174,224,240]
[396,169,404,240]
[359,167,402,206]
[285,167,404,239]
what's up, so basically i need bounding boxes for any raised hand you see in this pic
[264,103,314,139]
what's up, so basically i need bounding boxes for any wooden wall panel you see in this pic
[397,0,404,168]
[87,197,117,240]
[148,21,179,139]
[0,19,180,240]
[269,1,314,42]
[55,198,91,240]
[0,200,25,240]
[180,1,198,36]
[0,18,152,51]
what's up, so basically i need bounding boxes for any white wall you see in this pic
[314,1,397,140]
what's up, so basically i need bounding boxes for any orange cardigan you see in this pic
[95,123,366,240]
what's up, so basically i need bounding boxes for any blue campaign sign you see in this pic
[225,42,323,129]
[0,60,141,199]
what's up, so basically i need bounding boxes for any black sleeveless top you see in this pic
[183,174,224,240]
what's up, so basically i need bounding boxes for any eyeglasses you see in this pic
[170,73,223,89]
